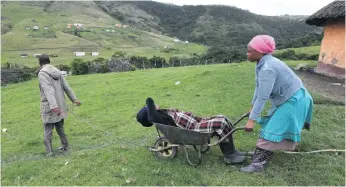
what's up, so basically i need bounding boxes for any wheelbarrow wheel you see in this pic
[153,138,177,159]
[193,139,210,153]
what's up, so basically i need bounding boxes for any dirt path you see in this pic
[295,70,345,102]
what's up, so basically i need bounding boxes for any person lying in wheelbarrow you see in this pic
[136,97,247,164]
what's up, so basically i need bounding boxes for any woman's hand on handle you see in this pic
[244,119,255,132]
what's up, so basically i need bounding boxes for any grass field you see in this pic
[1,1,207,67]
[1,62,344,186]
[275,46,321,56]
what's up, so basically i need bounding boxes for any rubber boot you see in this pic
[240,147,274,173]
[219,137,246,164]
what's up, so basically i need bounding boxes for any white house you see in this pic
[73,23,84,28]
[25,26,30,30]
[91,52,99,56]
[184,41,189,44]
[44,26,49,30]
[33,54,41,58]
[33,26,39,30]
[20,54,28,58]
[74,52,85,56]
[173,39,180,43]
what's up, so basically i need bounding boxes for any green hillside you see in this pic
[96,1,323,50]
[1,1,207,67]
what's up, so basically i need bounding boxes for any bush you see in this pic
[71,59,89,75]
[56,64,71,72]
[149,56,166,68]
[1,63,32,85]
[274,50,319,61]
[129,56,149,69]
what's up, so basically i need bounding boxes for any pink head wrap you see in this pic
[248,35,276,54]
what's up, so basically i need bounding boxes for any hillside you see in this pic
[95,1,323,50]
[1,1,207,67]
[1,1,324,67]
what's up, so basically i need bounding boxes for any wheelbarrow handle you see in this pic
[233,112,250,127]
[208,126,245,147]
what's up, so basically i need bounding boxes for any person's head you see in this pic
[38,54,50,67]
[136,106,153,127]
[247,35,276,62]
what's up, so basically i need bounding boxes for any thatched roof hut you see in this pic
[305,0,345,79]
[305,0,345,26]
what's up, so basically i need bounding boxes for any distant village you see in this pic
[20,22,189,58]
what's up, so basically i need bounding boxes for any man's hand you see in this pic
[52,107,61,115]
[244,119,255,132]
[74,100,81,106]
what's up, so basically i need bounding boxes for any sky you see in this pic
[154,0,336,16]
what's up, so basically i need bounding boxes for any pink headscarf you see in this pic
[248,35,276,54]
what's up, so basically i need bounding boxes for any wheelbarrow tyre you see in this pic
[153,138,177,159]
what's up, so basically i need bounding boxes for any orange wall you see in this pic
[318,21,345,69]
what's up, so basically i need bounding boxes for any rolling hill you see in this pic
[1,1,322,67]
[95,1,323,49]
[1,1,207,67]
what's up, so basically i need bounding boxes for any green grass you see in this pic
[275,46,321,55]
[1,1,207,67]
[1,63,344,186]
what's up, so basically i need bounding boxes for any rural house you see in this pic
[306,0,345,79]
[115,24,122,28]
[25,26,30,30]
[67,24,72,28]
[44,26,49,30]
[20,54,28,58]
[74,52,85,56]
[91,52,99,56]
[34,54,41,58]
[33,26,39,30]
[73,23,84,28]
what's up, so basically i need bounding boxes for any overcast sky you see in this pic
[154,0,336,16]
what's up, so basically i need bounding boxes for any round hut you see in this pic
[306,0,345,79]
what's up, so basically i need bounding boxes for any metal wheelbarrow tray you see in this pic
[149,112,250,166]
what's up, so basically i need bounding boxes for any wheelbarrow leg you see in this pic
[182,145,202,166]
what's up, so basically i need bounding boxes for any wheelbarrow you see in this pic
[149,112,251,166]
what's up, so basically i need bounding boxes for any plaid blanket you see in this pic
[164,108,234,138]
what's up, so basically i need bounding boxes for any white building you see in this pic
[33,54,41,58]
[74,52,85,56]
[184,41,189,44]
[20,54,28,58]
[33,26,39,30]
[73,23,84,27]
[173,39,180,43]
[91,52,99,56]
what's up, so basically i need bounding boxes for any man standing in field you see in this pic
[37,54,81,156]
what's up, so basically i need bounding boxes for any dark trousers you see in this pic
[43,119,68,153]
